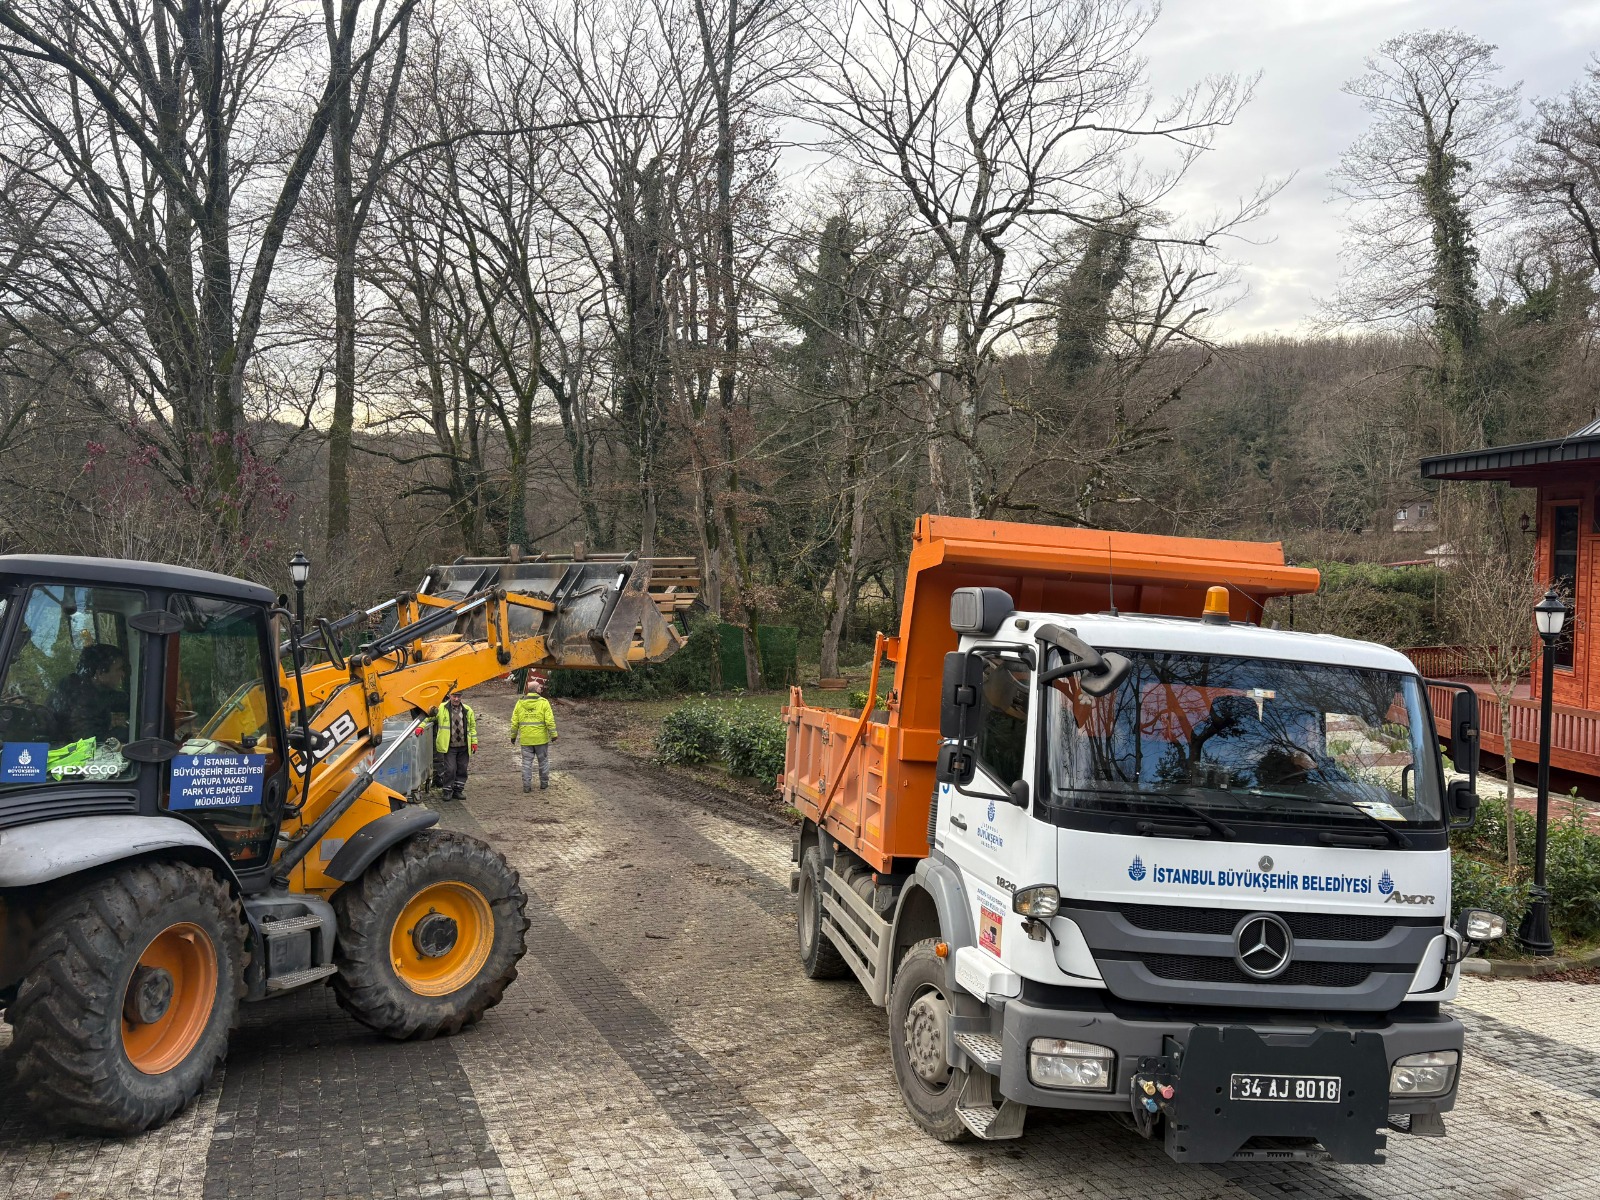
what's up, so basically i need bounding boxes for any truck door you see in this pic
[160,594,288,878]
[942,650,1033,956]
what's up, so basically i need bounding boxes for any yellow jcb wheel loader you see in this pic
[0,551,696,1133]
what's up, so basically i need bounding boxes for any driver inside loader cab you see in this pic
[51,643,131,743]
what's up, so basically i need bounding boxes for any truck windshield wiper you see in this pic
[1244,790,1411,847]
[1137,794,1237,840]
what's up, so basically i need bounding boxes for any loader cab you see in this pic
[0,556,291,887]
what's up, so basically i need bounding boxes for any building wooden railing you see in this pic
[1423,681,1600,774]
[1402,645,1498,679]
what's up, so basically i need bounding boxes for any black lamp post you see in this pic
[1517,587,1567,956]
[288,550,311,634]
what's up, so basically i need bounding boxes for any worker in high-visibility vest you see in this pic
[510,673,558,792]
[430,691,478,800]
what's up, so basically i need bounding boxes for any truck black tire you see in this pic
[332,829,528,1039]
[797,846,849,979]
[887,938,973,1142]
[7,860,246,1135]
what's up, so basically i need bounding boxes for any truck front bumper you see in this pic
[980,994,1462,1162]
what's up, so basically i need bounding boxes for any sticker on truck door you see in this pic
[976,884,1005,957]
[978,905,1002,955]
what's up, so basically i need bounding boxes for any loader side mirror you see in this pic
[940,651,985,741]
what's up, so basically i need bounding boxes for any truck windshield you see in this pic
[1044,650,1443,829]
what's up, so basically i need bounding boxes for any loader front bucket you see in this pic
[426,555,695,671]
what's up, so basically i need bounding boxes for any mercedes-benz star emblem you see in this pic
[1234,913,1293,980]
[1258,855,1274,872]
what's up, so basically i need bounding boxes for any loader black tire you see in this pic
[332,829,528,1039]
[8,861,246,1135]
[887,938,973,1142]
[797,846,849,979]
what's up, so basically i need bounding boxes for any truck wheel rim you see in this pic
[904,986,952,1088]
[799,870,818,953]
[391,881,494,996]
[121,922,218,1076]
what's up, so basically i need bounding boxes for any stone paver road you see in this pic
[4,687,1599,1200]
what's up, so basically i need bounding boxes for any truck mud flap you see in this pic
[1151,1026,1389,1165]
[821,867,893,1005]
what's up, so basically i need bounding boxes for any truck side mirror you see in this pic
[1450,686,1478,783]
[1447,778,1479,829]
[935,743,975,787]
[940,651,985,741]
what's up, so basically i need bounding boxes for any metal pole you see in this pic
[294,581,306,634]
[1518,634,1557,956]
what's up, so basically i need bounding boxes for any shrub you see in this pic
[721,705,788,782]
[656,701,727,766]
[1451,795,1600,944]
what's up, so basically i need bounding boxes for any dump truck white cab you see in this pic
[915,586,1501,1162]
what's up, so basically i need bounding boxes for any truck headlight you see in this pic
[1028,1038,1114,1090]
[1012,885,1060,919]
[1390,1051,1458,1098]
[1457,909,1507,943]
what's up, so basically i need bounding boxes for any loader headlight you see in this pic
[1390,1051,1458,1098]
[1012,885,1060,919]
[1029,1038,1114,1090]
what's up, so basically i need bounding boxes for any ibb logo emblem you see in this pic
[1378,869,1395,895]
[1128,855,1146,882]
[987,800,996,822]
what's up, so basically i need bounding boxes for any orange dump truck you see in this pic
[783,514,1500,1164]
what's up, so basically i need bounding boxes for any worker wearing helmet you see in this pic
[511,673,557,792]
[431,690,478,801]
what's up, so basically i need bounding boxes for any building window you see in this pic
[1552,504,1580,671]
[1396,508,1408,522]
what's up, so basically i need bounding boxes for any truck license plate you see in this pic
[1229,1073,1340,1102]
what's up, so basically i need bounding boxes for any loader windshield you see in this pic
[0,584,143,785]
[1044,650,1444,833]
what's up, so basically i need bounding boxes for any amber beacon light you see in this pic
[1201,585,1231,624]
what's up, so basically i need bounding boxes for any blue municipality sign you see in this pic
[169,753,266,811]
[1,742,49,784]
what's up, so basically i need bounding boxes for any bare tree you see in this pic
[0,0,412,524]
[1454,534,1543,872]
[1510,58,1600,279]
[803,0,1268,519]
[1328,29,1520,433]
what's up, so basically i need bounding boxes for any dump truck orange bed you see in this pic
[782,515,1321,873]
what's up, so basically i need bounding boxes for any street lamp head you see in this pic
[1535,587,1566,640]
[288,550,311,587]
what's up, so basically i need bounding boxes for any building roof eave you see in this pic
[1420,434,1600,482]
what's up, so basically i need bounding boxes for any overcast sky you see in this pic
[1141,0,1600,340]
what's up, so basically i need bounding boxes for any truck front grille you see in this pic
[1137,953,1379,989]
[1115,903,1402,942]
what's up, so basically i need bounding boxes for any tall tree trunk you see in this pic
[326,1,356,548]
[1500,698,1517,872]
[820,456,869,680]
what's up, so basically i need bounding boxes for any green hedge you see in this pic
[655,699,787,783]
[716,623,798,690]
[546,616,721,699]
[1451,796,1600,944]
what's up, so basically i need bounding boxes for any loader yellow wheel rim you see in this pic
[391,881,494,996]
[121,922,218,1075]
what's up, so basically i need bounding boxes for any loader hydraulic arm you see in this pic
[271,555,695,894]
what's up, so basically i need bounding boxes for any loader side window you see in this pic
[161,596,280,867]
[974,652,1030,788]
[0,584,143,786]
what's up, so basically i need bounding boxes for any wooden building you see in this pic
[1418,420,1600,777]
